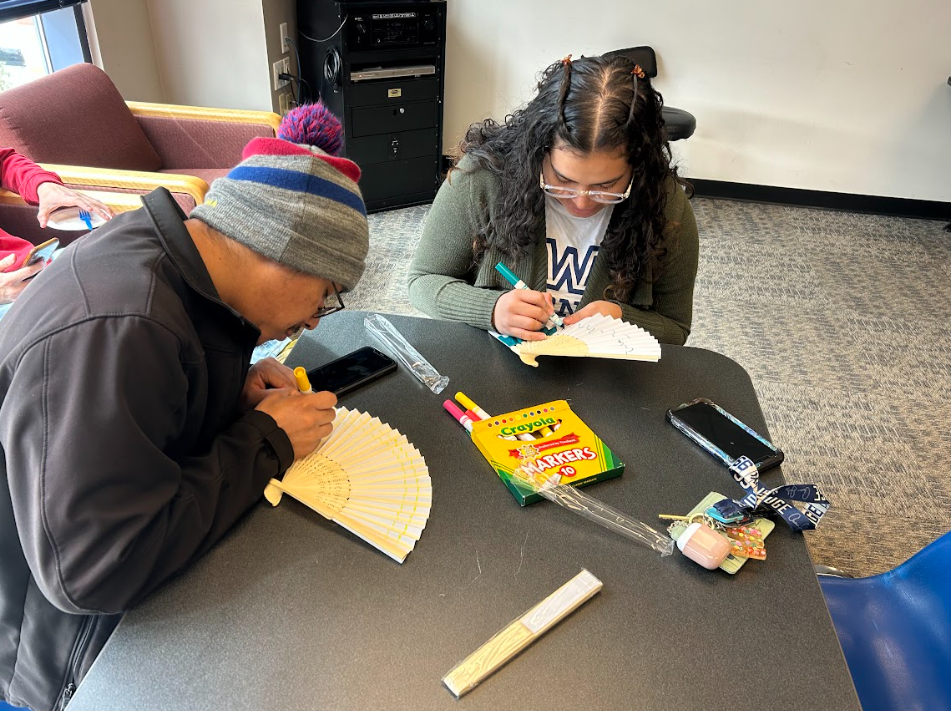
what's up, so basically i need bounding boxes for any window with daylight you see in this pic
[0,1,89,92]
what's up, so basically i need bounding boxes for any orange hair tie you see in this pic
[562,54,573,67]
[632,64,646,79]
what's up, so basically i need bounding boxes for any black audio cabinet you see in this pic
[298,0,447,212]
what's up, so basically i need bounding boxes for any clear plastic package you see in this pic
[538,476,674,556]
[442,569,602,697]
[364,314,448,394]
[513,469,674,556]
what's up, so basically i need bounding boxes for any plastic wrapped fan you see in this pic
[365,313,448,394]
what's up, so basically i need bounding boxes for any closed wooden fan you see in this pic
[264,407,431,563]
[512,314,661,367]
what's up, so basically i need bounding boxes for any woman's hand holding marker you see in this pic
[492,289,556,341]
[492,262,563,340]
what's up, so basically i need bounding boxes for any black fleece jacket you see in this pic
[0,189,294,711]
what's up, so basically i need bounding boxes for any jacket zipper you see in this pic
[59,615,96,710]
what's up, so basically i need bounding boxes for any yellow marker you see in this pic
[455,391,490,420]
[293,367,313,394]
[534,423,555,438]
[457,392,533,442]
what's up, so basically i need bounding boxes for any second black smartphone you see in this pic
[306,346,396,397]
[666,397,784,472]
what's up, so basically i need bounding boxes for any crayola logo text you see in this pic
[500,417,556,436]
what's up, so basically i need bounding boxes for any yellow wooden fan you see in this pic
[513,314,661,367]
[264,407,431,563]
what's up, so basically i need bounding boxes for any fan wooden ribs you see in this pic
[512,314,661,367]
[264,407,431,563]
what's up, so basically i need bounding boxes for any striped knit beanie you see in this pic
[190,103,368,291]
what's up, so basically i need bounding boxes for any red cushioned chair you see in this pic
[0,62,281,245]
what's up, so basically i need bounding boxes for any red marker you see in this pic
[443,400,474,434]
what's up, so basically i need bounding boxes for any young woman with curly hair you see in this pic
[407,53,699,345]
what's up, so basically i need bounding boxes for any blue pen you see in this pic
[494,262,563,333]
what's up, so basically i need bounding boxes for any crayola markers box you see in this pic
[470,400,624,505]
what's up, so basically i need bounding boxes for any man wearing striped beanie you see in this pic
[191,103,368,302]
[0,104,369,711]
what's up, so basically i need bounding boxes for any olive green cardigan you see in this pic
[407,157,699,345]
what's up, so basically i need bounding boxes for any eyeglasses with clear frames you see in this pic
[312,285,345,320]
[539,172,634,204]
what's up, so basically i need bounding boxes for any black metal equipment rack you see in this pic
[297,0,447,212]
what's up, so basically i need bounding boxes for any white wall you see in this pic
[85,0,163,102]
[86,0,951,200]
[144,0,272,111]
[262,0,297,112]
[89,0,294,113]
[444,0,951,201]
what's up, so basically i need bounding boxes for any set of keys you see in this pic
[660,498,767,561]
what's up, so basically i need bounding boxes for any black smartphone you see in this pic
[666,397,784,472]
[306,346,397,397]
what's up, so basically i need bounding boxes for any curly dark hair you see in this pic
[458,54,692,303]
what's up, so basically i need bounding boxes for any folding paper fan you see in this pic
[504,314,661,367]
[263,407,431,563]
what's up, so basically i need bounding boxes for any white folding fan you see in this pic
[503,313,661,367]
[263,407,431,563]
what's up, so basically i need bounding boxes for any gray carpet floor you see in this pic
[347,198,951,578]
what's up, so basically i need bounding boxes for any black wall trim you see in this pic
[688,178,951,221]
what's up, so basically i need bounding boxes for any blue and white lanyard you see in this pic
[728,456,830,532]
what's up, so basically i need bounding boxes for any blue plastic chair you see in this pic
[819,529,951,711]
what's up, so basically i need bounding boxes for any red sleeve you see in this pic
[0,148,63,205]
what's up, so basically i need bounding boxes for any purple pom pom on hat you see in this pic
[278,101,344,156]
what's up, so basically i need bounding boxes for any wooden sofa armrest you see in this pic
[126,101,281,134]
[0,187,144,213]
[38,164,210,207]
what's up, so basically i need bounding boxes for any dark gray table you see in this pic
[70,312,859,711]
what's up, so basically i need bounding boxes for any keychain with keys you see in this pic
[659,513,767,564]
[706,497,755,527]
